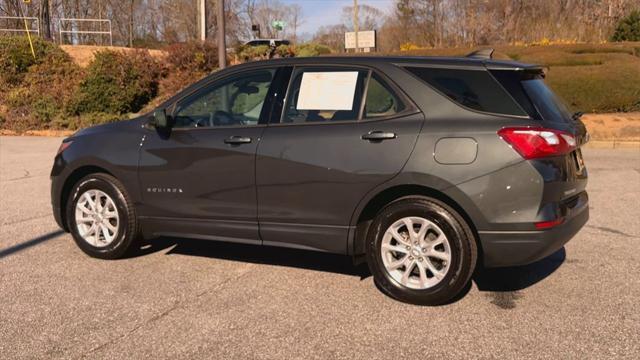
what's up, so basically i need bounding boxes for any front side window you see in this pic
[406,67,527,117]
[173,69,275,128]
[282,68,367,123]
[364,74,404,119]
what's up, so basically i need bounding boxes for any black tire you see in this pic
[365,197,477,305]
[66,173,140,259]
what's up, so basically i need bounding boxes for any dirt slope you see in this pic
[60,45,167,67]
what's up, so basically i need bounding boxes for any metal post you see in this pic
[217,0,227,69]
[198,0,206,41]
[353,0,359,53]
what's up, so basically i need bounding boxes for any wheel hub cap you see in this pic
[380,216,452,290]
[74,189,120,248]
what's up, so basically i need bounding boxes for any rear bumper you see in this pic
[479,192,589,267]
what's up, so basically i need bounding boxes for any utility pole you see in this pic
[353,0,359,53]
[217,0,227,69]
[198,0,206,41]
[40,0,52,40]
[128,0,134,47]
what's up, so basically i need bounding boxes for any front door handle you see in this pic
[361,131,397,141]
[224,136,252,144]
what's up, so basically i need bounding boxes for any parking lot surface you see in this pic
[1,136,639,359]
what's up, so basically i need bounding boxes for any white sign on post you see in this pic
[345,30,376,49]
[297,72,359,111]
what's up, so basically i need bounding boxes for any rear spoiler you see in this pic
[466,48,494,59]
[466,48,545,76]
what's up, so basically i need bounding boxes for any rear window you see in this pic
[406,67,527,116]
[491,70,574,123]
[521,79,573,123]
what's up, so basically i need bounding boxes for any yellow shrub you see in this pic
[400,42,429,51]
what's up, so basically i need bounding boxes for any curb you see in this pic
[584,140,640,149]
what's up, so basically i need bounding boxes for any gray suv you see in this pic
[51,51,589,305]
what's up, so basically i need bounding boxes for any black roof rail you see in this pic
[466,48,494,60]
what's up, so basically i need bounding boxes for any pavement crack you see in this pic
[78,264,255,358]
[2,214,51,226]
[586,225,637,238]
[2,169,45,182]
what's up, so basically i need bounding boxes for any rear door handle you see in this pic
[224,136,252,144]
[361,131,397,141]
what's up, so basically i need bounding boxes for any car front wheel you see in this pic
[366,197,477,305]
[66,173,140,259]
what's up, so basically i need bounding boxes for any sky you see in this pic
[280,0,395,35]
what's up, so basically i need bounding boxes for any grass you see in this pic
[393,42,640,113]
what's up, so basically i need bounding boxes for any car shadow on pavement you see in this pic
[128,237,566,303]
[473,247,566,292]
[128,236,371,278]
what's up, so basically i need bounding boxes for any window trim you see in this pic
[166,66,286,131]
[362,71,410,120]
[277,65,369,125]
[271,64,418,127]
[401,65,532,120]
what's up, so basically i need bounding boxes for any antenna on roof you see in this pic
[466,48,494,60]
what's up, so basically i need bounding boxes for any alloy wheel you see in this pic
[74,189,120,247]
[380,216,452,290]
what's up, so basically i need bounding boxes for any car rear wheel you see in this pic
[66,173,140,259]
[366,197,477,305]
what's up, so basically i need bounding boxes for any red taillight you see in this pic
[535,218,564,229]
[498,127,576,159]
[56,141,72,155]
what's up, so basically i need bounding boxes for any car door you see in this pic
[137,67,281,243]
[256,65,425,253]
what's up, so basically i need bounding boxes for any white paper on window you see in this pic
[297,72,359,110]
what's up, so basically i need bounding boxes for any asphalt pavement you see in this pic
[1,136,639,359]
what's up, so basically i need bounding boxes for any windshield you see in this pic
[522,79,573,123]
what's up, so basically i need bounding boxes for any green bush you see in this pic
[69,50,161,114]
[165,41,218,72]
[571,47,634,55]
[0,36,61,85]
[237,44,272,61]
[53,112,122,130]
[296,43,332,57]
[611,10,640,41]
[275,44,295,58]
[1,40,83,129]
[32,96,59,123]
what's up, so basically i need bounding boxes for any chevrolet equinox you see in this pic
[51,50,589,305]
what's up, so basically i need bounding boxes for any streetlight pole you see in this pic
[353,0,359,53]
[217,0,227,69]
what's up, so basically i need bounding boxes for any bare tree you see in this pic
[288,3,303,43]
[341,4,384,31]
[312,23,349,51]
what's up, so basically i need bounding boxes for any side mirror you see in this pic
[152,108,171,129]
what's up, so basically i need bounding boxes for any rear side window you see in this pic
[406,67,527,117]
[364,74,404,119]
[282,68,367,123]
